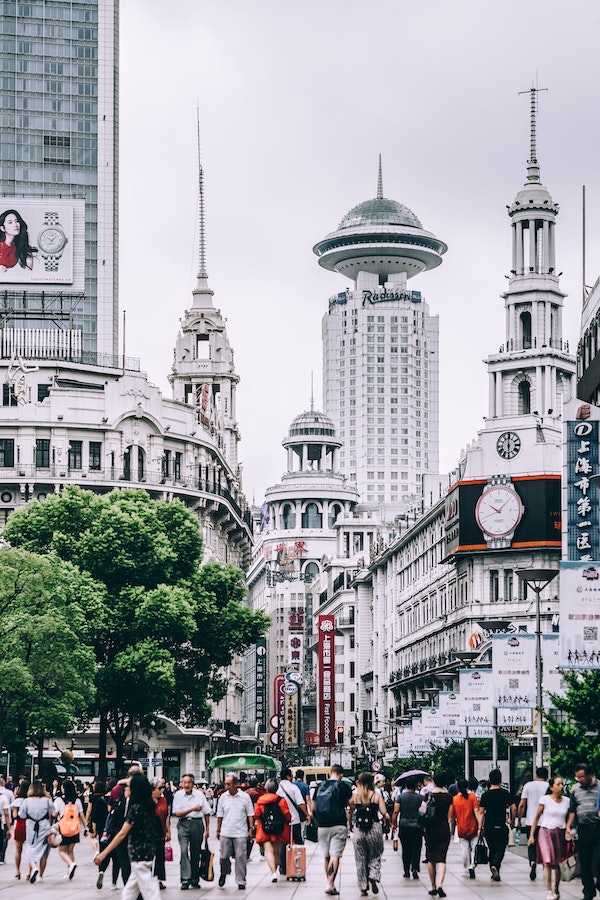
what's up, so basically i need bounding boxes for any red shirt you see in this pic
[0,242,17,268]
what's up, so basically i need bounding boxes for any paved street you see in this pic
[0,831,586,899]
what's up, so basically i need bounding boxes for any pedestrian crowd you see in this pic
[0,760,599,899]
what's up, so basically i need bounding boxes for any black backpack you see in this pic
[262,799,285,835]
[355,802,378,833]
[315,780,341,827]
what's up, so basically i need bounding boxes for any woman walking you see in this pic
[11,780,29,879]
[391,776,423,879]
[422,773,453,898]
[253,779,291,882]
[152,778,171,890]
[94,773,163,900]
[18,780,55,884]
[348,772,390,896]
[528,776,570,900]
[54,778,87,879]
[451,778,482,879]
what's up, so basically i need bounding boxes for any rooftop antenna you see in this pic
[377,153,383,199]
[518,80,547,183]
[310,371,314,411]
[196,107,207,279]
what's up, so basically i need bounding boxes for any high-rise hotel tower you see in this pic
[314,161,447,510]
[0,0,118,358]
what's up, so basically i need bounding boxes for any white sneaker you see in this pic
[110,885,119,892]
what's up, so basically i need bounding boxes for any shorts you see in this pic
[318,825,347,859]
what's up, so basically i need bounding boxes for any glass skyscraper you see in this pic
[0,0,118,359]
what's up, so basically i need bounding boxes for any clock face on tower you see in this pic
[475,485,524,537]
[496,431,521,460]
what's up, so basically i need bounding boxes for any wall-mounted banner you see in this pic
[542,634,565,707]
[283,682,299,748]
[566,417,600,561]
[255,639,267,732]
[559,561,600,667]
[274,674,285,747]
[438,691,467,739]
[317,615,336,747]
[492,633,536,707]
[459,669,494,726]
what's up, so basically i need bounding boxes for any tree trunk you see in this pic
[98,711,108,780]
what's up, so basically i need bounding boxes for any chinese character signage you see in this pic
[542,634,565,706]
[421,707,442,747]
[497,708,532,727]
[318,615,335,747]
[559,561,600,667]
[566,418,599,560]
[266,541,309,583]
[287,632,304,669]
[255,639,267,732]
[459,668,494,725]
[284,682,299,747]
[273,674,285,747]
[438,691,467,739]
[492,633,536,707]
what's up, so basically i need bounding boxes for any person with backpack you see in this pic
[253,779,292,881]
[277,767,308,875]
[311,764,353,896]
[348,772,390,895]
[18,780,55,884]
[216,773,255,890]
[54,778,87,880]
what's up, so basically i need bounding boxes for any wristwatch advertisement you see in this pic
[38,212,68,271]
[475,474,524,549]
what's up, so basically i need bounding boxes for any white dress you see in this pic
[18,796,55,863]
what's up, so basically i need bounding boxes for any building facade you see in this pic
[0,0,118,357]
[314,160,446,512]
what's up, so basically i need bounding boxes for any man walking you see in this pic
[0,778,12,865]
[277,768,308,874]
[566,763,600,900]
[479,768,516,882]
[517,765,549,881]
[216,774,254,890]
[312,764,352,895]
[173,773,212,890]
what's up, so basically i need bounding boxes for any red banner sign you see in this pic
[318,615,335,747]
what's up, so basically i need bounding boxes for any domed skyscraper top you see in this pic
[313,156,447,284]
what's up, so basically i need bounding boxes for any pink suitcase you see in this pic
[286,844,306,881]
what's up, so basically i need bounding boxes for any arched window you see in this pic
[138,446,145,481]
[518,380,531,414]
[123,446,131,480]
[302,503,322,529]
[281,503,296,529]
[520,311,532,349]
[328,503,342,528]
[303,561,319,584]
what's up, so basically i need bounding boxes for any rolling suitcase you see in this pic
[286,843,306,881]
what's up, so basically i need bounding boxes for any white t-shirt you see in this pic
[54,797,83,819]
[521,780,550,826]
[538,795,569,830]
[216,789,254,839]
[0,794,9,829]
[277,781,305,826]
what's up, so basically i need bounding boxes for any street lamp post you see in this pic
[516,568,559,769]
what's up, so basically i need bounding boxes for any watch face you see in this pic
[39,227,66,254]
[475,486,524,537]
[496,431,521,460]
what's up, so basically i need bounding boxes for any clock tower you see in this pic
[461,88,576,484]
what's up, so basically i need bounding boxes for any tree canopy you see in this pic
[3,486,269,769]
[547,670,600,773]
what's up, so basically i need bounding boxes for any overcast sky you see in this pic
[118,0,600,503]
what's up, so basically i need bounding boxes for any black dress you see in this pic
[423,792,453,863]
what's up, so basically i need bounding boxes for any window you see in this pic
[2,384,17,407]
[504,569,513,601]
[174,452,182,480]
[163,449,171,478]
[35,439,50,468]
[0,439,14,467]
[37,384,50,401]
[68,440,82,470]
[282,503,296,529]
[302,503,322,528]
[89,441,101,470]
[518,380,531,415]
[490,569,499,602]
[328,503,342,527]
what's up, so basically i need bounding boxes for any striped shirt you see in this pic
[569,778,600,826]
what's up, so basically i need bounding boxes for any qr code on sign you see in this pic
[509,679,519,689]
[473,704,480,712]
[583,626,598,641]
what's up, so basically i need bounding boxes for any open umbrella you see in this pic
[394,768,429,785]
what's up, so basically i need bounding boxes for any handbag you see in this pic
[164,841,173,862]
[559,848,580,882]
[199,836,214,882]
[305,822,319,843]
[473,834,489,865]
[46,823,62,848]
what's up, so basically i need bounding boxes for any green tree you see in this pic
[0,548,99,771]
[4,487,269,773]
[547,670,600,773]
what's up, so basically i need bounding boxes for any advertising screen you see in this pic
[0,198,85,289]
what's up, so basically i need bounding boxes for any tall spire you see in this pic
[377,153,383,200]
[197,110,207,279]
[519,84,547,184]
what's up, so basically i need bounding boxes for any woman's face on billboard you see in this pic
[1,213,20,239]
